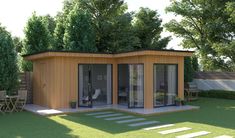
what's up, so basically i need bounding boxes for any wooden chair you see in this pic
[16,90,27,111]
[185,82,199,101]
[0,90,7,112]
[0,103,4,114]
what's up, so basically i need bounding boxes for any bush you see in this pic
[199,90,235,100]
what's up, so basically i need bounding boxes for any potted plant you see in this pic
[175,96,183,106]
[70,100,77,109]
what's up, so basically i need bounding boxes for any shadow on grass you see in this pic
[0,111,78,138]
[147,97,235,130]
[61,98,235,134]
[60,111,149,134]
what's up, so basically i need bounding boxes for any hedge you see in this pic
[199,90,235,100]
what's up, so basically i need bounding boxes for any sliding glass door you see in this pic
[118,64,144,108]
[79,64,112,107]
[153,64,177,107]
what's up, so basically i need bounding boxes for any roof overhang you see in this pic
[23,49,194,61]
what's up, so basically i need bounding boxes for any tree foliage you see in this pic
[133,7,170,50]
[52,0,167,53]
[77,0,138,53]
[13,36,23,53]
[22,12,51,71]
[165,0,235,71]
[0,24,19,93]
[53,0,75,50]
[23,12,51,54]
[63,4,97,52]
[184,57,194,82]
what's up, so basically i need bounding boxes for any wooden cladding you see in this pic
[29,51,190,109]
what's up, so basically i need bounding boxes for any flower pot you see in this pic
[175,101,182,106]
[70,102,77,109]
[181,100,185,105]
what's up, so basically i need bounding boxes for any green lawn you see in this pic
[0,98,235,138]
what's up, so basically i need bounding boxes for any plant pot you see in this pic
[70,102,77,109]
[175,101,182,106]
[181,100,185,105]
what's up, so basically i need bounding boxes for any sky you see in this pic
[0,0,183,50]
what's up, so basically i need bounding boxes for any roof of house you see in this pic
[195,72,235,80]
[23,49,194,61]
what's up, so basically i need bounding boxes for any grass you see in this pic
[0,98,235,138]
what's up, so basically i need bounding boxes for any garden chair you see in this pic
[82,89,101,103]
[185,82,199,101]
[16,90,27,111]
[0,90,7,112]
[0,103,4,114]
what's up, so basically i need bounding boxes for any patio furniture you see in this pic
[0,103,4,114]
[0,90,7,112]
[5,95,19,112]
[16,90,27,111]
[83,89,101,102]
[185,82,199,101]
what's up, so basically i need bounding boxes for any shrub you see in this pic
[199,90,235,100]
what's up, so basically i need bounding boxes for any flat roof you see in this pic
[23,49,194,61]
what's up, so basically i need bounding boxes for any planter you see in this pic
[175,101,182,106]
[181,100,185,106]
[70,101,77,109]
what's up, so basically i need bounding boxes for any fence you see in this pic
[19,72,33,104]
[194,72,235,91]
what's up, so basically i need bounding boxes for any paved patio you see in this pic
[24,104,199,116]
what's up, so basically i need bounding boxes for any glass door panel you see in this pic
[154,64,177,107]
[79,65,92,107]
[118,65,129,106]
[118,64,144,108]
[79,64,112,107]
[153,65,166,106]
[129,65,144,108]
[166,65,177,105]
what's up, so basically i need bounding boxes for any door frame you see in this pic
[153,64,178,108]
[78,64,113,108]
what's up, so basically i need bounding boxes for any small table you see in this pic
[5,95,19,112]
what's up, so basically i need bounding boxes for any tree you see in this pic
[53,0,75,50]
[78,0,139,53]
[165,0,235,71]
[104,13,140,52]
[184,57,194,82]
[43,15,56,49]
[22,12,51,71]
[212,2,235,71]
[133,7,170,50]
[13,36,23,53]
[191,56,199,72]
[0,24,19,93]
[63,4,97,52]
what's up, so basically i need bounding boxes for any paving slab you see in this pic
[143,124,175,130]
[158,127,192,135]
[95,113,123,118]
[214,135,234,138]
[128,121,159,127]
[105,115,134,121]
[86,111,113,116]
[116,118,146,124]
[176,131,211,138]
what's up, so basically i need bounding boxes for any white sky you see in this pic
[0,0,183,50]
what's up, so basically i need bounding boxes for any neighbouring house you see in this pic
[194,72,235,91]
[23,49,193,109]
